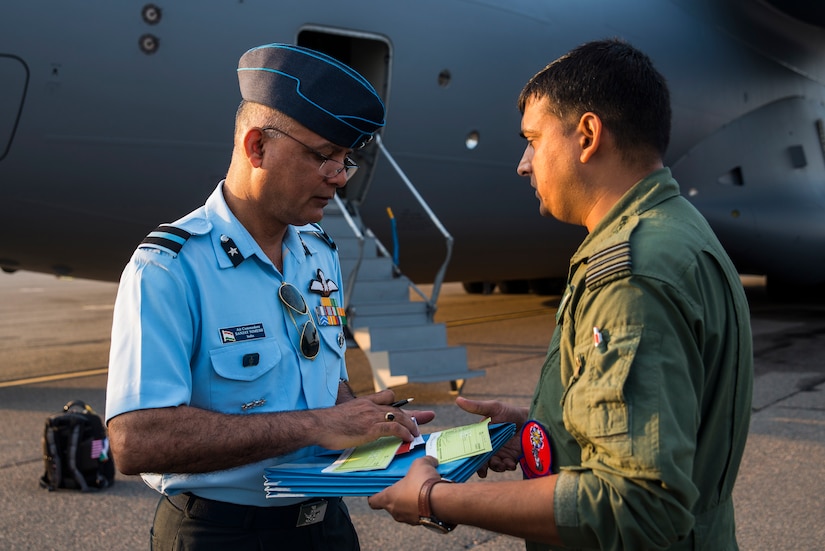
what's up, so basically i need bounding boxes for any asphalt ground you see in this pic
[0,271,823,550]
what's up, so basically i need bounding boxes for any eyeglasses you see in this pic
[261,126,359,181]
[278,282,320,360]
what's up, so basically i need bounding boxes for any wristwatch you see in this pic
[418,477,457,533]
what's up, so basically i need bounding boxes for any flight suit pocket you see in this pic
[564,325,641,458]
[208,337,283,413]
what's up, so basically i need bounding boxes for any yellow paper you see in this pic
[324,436,402,473]
[426,417,493,464]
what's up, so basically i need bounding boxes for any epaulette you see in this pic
[139,224,192,256]
[585,241,632,289]
[300,223,337,250]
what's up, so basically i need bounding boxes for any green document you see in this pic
[426,417,493,464]
[324,436,402,473]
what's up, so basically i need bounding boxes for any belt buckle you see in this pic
[296,499,328,527]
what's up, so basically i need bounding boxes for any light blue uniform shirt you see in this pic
[106,181,349,506]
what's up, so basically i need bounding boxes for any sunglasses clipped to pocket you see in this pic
[278,282,320,360]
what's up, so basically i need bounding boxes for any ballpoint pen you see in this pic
[390,398,414,408]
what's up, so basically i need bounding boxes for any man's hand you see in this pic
[368,456,441,525]
[456,396,528,477]
[314,389,436,451]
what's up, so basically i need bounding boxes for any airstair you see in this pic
[321,136,483,393]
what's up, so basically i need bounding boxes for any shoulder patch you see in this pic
[300,223,337,250]
[139,224,192,255]
[585,241,632,289]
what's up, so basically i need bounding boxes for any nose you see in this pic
[517,147,532,177]
[325,169,349,188]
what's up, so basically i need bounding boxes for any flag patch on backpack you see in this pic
[39,400,115,492]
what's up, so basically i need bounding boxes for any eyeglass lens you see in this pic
[261,126,358,180]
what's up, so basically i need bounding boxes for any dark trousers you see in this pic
[150,493,360,550]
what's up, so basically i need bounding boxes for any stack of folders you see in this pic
[264,419,517,498]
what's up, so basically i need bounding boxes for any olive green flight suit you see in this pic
[529,168,753,550]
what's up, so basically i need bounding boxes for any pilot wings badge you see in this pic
[309,269,339,297]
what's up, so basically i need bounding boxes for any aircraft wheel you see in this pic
[462,281,495,294]
[528,278,565,296]
[765,276,825,302]
[496,280,530,294]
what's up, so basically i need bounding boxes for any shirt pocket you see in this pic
[208,337,284,413]
[564,325,641,458]
[316,326,346,398]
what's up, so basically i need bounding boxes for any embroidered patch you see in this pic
[585,241,632,289]
[519,420,552,478]
[315,297,347,326]
[219,323,266,343]
[308,269,339,297]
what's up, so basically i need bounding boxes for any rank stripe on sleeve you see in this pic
[140,225,192,254]
[585,241,632,288]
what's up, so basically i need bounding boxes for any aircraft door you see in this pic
[297,29,391,209]
[0,55,28,162]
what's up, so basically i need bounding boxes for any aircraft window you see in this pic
[139,34,160,55]
[465,131,480,150]
[141,4,162,25]
[788,145,807,169]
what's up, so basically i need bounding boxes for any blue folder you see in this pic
[264,422,516,498]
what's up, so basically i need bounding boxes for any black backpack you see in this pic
[39,400,116,491]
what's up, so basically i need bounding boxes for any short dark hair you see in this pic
[518,38,671,163]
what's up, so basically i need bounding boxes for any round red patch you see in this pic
[519,420,552,478]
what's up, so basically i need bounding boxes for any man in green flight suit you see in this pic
[368,38,753,550]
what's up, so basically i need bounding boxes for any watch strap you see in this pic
[418,477,456,532]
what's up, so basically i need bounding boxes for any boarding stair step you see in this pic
[351,324,448,351]
[322,194,479,392]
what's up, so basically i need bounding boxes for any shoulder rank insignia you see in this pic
[308,223,337,250]
[585,241,632,289]
[140,225,191,255]
[309,268,339,297]
[220,234,244,267]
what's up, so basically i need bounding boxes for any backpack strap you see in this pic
[66,424,90,492]
[40,424,62,491]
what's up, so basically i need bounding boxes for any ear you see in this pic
[243,127,266,168]
[577,112,602,163]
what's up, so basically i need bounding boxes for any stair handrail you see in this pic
[374,134,454,315]
[332,193,365,309]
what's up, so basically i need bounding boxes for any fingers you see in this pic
[456,396,529,427]
[364,389,397,405]
[376,410,420,441]
[456,396,499,417]
[368,455,440,523]
[405,409,436,426]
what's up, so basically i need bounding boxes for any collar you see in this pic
[571,167,679,266]
[204,181,312,270]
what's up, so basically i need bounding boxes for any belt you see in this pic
[166,493,338,530]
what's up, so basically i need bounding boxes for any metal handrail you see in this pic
[332,193,364,309]
[374,134,454,316]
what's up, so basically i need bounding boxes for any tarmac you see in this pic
[0,271,823,550]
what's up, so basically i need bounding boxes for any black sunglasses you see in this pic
[278,282,320,360]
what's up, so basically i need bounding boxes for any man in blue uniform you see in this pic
[105,43,434,550]
[368,39,753,550]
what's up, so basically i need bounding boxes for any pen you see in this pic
[390,398,414,408]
